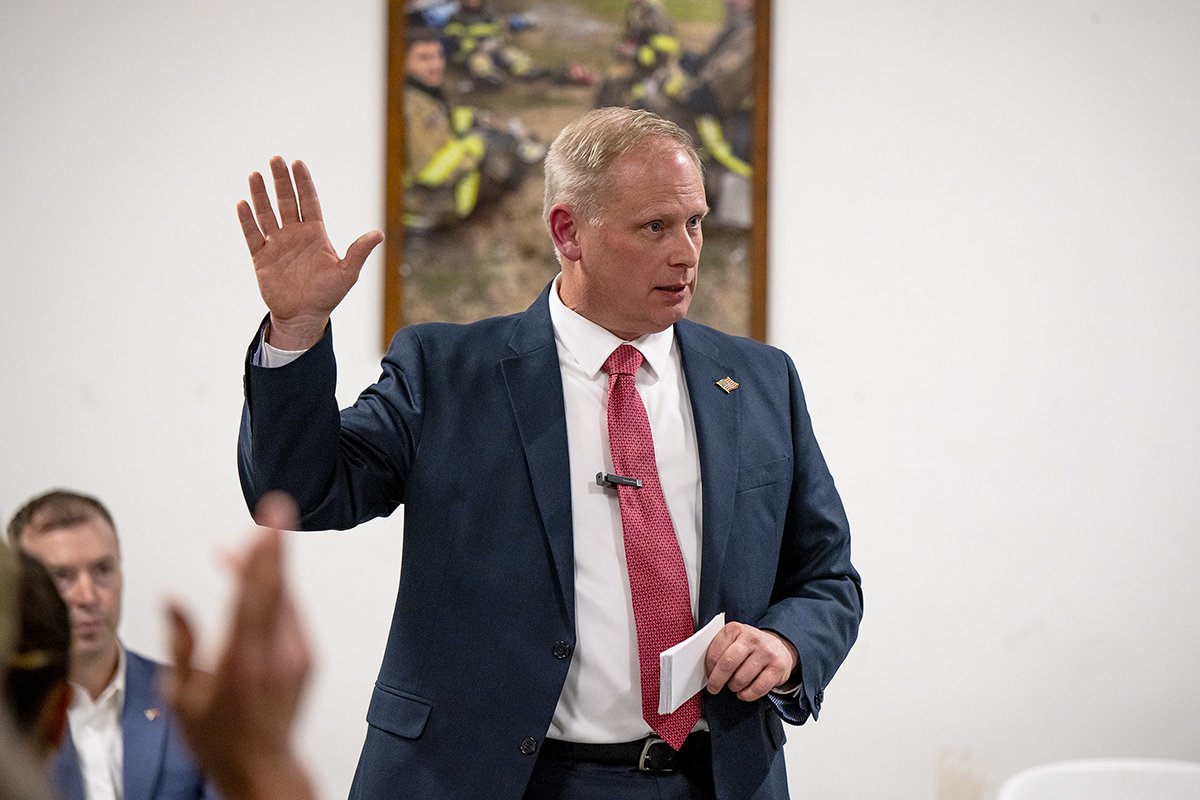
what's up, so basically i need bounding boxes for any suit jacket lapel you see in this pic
[677,322,740,623]
[52,727,85,800]
[122,652,166,800]
[501,284,575,626]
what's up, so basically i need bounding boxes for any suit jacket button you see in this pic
[519,737,538,755]
[552,641,573,660]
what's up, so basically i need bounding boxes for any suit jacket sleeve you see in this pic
[238,318,425,530]
[756,351,862,724]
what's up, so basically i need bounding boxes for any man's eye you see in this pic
[688,216,702,228]
[92,563,118,584]
[647,221,664,233]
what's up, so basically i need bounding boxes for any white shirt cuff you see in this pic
[253,323,309,368]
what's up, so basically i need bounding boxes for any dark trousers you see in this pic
[522,740,715,800]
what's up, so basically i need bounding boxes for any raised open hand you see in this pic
[238,157,383,350]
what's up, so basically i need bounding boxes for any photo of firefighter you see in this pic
[390,0,761,337]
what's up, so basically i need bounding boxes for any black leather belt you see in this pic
[541,732,710,773]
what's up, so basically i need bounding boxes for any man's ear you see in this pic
[548,205,583,263]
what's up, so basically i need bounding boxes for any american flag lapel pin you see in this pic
[715,376,740,394]
[145,708,160,721]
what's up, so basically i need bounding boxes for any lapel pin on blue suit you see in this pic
[144,707,160,721]
[715,376,740,394]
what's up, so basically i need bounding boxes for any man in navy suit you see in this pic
[8,490,218,800]
[237,107,862,799]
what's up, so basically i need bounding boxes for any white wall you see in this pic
[2,2,1197,799]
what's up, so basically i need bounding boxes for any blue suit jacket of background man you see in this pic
[51,649,217,800]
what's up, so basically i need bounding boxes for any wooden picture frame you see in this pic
[383,0,770,349]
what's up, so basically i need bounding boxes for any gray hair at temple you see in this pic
[542,106,703,226]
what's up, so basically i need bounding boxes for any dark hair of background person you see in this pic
[2,540,72,800]
[406,25,442,47]
[3,552,71,736]
[6,489,117,545]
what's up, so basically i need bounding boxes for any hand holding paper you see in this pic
[659,615,801,713]
[659,613,725,714]
[704,621,799,702]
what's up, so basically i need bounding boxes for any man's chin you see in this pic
[72,635,116,659]
[662,297,692,325]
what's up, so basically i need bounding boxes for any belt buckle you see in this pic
[638,736,675,772]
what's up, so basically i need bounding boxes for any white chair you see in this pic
[996,758,1200,800]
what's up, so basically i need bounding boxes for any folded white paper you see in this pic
[659,612,726,715]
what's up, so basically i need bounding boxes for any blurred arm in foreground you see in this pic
[161,494,316,800]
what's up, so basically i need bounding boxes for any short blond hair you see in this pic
[543,106,702,225]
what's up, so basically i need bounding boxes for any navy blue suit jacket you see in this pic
[239,286,862,799]
[51,650,217,800]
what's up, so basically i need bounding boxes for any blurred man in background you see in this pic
[9,490,218,800]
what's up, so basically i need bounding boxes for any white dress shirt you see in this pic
[546,277,704,743]
[67,647,126,800]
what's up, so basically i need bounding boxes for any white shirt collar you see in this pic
[69,643,126,715]
[547,274,676,382]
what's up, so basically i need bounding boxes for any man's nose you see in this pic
[669,227,701,268]
[66,574,97,606]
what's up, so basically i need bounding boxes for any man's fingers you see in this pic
[293,160,324,222]
[280,597,315,686]
[230,527,285,644]
[236,200,266,254]
[254,491,300,531]
[727,649,784,701]
[704,623,743,693]
[161,602,197,708]
[704,623,795,699]
[270,156,301,224]
[252,491,312,686]
[167,603,196,674]
[344,230,385,273]
[248,171,280,236]
[704,623,737,674]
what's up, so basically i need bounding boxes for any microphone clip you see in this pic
[596,472,643,489]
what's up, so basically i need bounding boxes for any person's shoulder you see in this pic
[400,308,525,342]
[121,647,178,702]
[676,318,788,364]
[384,307,533,362]
[123,647,166,679]
[404,82,432,104]
[125,647,193,689]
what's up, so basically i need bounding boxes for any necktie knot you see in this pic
[603,344,644,377]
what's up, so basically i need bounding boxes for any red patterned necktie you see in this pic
[603,343,700,750]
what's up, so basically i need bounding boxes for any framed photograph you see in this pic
[383,0,770,349]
